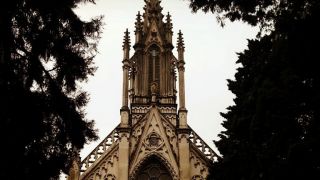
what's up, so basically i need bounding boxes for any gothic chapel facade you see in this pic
[68,0,218,179]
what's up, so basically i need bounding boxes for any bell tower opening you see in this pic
[134,156,173,180]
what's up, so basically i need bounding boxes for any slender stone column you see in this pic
[67,148,80,180]
[121,29,130,110]
[118,131,130,180]
[177,30,188,128]
[178,132,191,180]
[118,29,131,180]
[122,64,129,109]
[120,29,131,127]
[176,30,191,180]
[177,30,186,111]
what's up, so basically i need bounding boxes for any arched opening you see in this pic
[134,156,173,180]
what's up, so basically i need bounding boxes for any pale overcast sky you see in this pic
[74,0,258,160]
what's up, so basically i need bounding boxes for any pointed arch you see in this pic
[129,107,180,180]
[145,42,164,53]
[130,153,177,180]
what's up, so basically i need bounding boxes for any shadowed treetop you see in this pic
[188,0,319,34]
[0,0,102,179]
[187,0,320,180]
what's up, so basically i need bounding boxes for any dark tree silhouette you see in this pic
[188,0,320,179]
[0,0,101,179]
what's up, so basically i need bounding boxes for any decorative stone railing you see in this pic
[131,106,151,114]
[188,127,220,162]
[80,126,119,173]
[158,106,177,114]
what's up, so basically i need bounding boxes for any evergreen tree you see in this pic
[0,0,101,179]
[188,0,320,179]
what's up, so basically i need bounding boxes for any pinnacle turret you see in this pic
[165,12,173,44]
[122,29,131,61]
[122,28,131,50]
[176,30,187,113]
[166,12,172,29]
[177,30,185,51]
[134,11,143,45]
[135,11,143,32]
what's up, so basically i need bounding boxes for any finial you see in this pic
[122,28,131,49]
[166,12,172,23]
[137,11,142,21]
[177,30,185,50]
[135,11,143,32]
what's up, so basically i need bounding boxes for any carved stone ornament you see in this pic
[190,150,209,179]
[150,82,158,94]
[131,118,147,155]
[192,175,204,180]
[162,120,178,157]
[104,174,116,180]
[85,150,119,180]
[144,132,164,150]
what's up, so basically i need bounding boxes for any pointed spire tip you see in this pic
[177,30,185,50]
[123,29,131,48]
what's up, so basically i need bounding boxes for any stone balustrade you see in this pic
[131,106,151,114]
[188,127,220,162]
[80,126,119,173]
[79,124,220,176]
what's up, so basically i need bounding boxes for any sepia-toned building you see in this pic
[68,0,219,179]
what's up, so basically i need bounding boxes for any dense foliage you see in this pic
[188,0,320,179]
[189,0,320,34]
[0,0,101,179]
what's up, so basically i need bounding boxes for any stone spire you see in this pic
[134,11,143,45]
[177,30,186,110]
[166,12,172,29]
[121,29,130,110]
[177,30,185,56]
[143,0,164,29]
[118,30,131,180]
[165,12,173,44]
[176,30,190,179]
[122,28,130,60]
